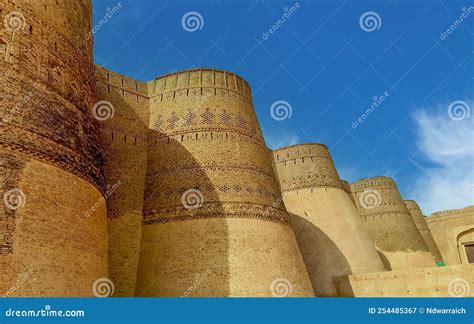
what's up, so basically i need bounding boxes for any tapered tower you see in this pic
[404,200,443,262]
[351,177,435,270]
[272,144,385,296]
[341,180,356,205]
[0,0,108,296]
[135,69,314,297]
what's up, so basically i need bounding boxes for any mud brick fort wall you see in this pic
[1,0,473,298]
[0,0,108,296]
[94,66,149,297]
[272,144,385,296]
[351,177,435,270]
[405,200,443,262]
[427,206,474,265]
[135,69,314,297]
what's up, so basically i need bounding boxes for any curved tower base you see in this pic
[0,155,108,296]
[136,69,313,297]
[273,144,385,296]
[136,219,313,297]
[351,177,435,270]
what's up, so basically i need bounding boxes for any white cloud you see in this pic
[264,131,300,150]
[409,101,474,215]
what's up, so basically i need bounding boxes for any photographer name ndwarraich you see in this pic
[368,307,467,315]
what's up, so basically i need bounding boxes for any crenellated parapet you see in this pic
[272,143,341,192]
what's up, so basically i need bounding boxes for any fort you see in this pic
[0,0,473,297]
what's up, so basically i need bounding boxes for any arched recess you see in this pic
[456,227,474,264]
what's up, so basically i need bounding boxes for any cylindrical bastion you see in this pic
[272,144,385,296]
[135,69,314,297]
[0,0,108,296]
[404,200,443,262]
[351,177,435,270]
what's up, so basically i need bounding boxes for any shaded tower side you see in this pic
[404,200,443,262]
[426,206,474,265]
[0,0,108,296]
[341,180,356,205]
[351,177,435,270]
[135,69,314,297]
[94,66,149,296]
[272,144,385,296]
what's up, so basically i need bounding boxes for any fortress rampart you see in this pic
[135,69,314,297]
[426,206,474,265]
[1,0,472,299]
[94,66,149,296]
[272,144,385,296]
[0,0,108,296]
[405,200,443,262]
[351,177,435,270]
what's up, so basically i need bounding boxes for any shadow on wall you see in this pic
[377,252,392,271]
[135,127,231,297]
[96,78,149,297]
[289,213,349,296]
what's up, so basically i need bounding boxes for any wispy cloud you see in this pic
[264,131,300,150]
[409,101,474,215]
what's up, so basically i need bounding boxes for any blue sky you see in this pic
[92,0,474,214]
